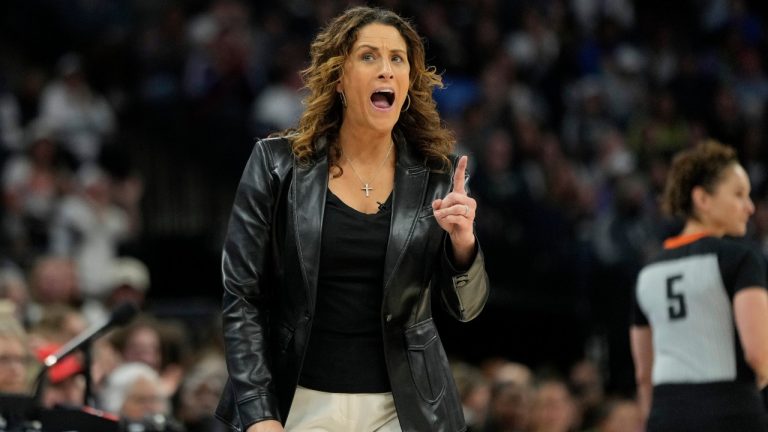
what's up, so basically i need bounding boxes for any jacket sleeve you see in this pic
[435,159,490,322]
[436,237,489,322]
[221,139,281,428]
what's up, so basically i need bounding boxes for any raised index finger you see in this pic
[453,155,468,195]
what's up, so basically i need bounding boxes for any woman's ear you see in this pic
[692,186,709,214]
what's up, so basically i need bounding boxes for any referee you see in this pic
[631,141,768,432]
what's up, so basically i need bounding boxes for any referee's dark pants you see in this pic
[648,382,768,432]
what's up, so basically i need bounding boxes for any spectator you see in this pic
[568,359,605,429]
[561,78,614,164]
[482,380,531,432]
[176,351,228,432]
[0,263,30,324]
[2,121,71,266]
[731,47,768,123]
[627,90,690,167]
[34,342,85,409]
[527,378,579,432]
[109,315,185,397]
[250,39,306,134]
[27,255,80,309]
[504,7,560,81]
[37,53,116,165]
[0,312,31,394]
[82,256,150,325]
[452,361,492,431]
[588,398,642,432]
[99,362,170,422]
[480,360,534,432]
[27,303,87,352]
[91,336,122,395]
[49,164,133,300]
[490,361,534,390]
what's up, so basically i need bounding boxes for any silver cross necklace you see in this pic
[342,141,394,197]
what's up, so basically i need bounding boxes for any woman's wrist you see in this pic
[246,419,283,432]
[449,233,476,269]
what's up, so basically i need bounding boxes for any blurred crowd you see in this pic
[0,0,767,430]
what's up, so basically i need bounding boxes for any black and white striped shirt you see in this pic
[633,233,767,386]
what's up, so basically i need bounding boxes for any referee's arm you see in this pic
[734,287,768,389]
[631,326,653,424]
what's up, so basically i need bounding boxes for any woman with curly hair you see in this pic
[215,6,489,432]
[631,140,768,431]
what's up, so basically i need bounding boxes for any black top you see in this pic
[298,189,393,393]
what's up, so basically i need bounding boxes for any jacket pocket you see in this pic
[418,204,435,220]
[276,321,295,353]
[404,318,446,404]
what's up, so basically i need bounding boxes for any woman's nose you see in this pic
[379,59,394,79]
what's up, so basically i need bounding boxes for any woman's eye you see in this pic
[392,55,404,63]
[362,53,375,61]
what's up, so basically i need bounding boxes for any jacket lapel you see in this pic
[383,137,428,293]
[293,140,328,311]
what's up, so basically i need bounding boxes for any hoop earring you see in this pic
[339,91,347,107]
[401,93,411,112]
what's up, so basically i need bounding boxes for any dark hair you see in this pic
[279,6,453,172]
[662,140,739,219]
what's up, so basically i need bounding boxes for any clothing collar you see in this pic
[312,130,426,169]
[663,231,713,249]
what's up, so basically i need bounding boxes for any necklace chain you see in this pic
[343,141,394,197]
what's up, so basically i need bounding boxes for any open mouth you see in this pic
[371,90,395,109]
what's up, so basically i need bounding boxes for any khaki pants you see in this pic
[284,386,401,431]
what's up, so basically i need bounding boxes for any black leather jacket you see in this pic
[215,136,489,432]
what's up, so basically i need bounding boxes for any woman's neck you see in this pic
[681,220,721,237]
[338,124,393,161]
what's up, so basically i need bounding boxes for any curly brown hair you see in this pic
[662,140,739,220]
[276,6,454,172]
